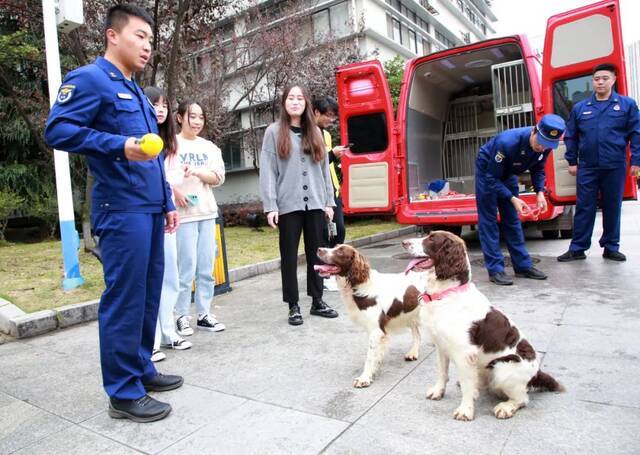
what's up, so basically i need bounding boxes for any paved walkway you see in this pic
[1,202,640,454]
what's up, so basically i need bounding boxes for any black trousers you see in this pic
[279,209,325,304]
[323,195,346,247]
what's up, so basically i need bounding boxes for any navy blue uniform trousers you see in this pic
[92,211,164,400]
[570,166,627,252]
[476,174,532,275]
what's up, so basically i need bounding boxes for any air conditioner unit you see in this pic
[55,0,84,34]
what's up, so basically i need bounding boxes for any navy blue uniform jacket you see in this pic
[564,90,640,169]
[476,127,551,200]
[45,57,174,213]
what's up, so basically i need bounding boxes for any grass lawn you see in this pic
[0,218,401,313]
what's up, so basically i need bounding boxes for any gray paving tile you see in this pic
[547,324,640,360]
[22,321,100,363]
[353,359,518,454]
[540,352,640,409]
[503,396,640,454]
[323,424,446,455]
[161,400,348,455]
[0,397,70,455]
[12,425,138,455]
[0,344,105,423]
[80,384,246,454]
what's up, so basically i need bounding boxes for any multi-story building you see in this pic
[211,0,497,204]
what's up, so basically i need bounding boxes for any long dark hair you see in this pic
[144,86,177,157]
[176,99,207,133]
[277,84,325,162]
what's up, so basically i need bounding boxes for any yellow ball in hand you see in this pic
[139,133,164,157]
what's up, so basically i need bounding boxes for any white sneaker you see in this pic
[323,275,339,292]
[151,349,166,362]
[176,315,194,336]
[161,338,193,350]
[197,314,226,332]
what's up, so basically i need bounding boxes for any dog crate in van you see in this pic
[335,0,636,234]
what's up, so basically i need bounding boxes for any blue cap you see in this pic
[536,114,566,150]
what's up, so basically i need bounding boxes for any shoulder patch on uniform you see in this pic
[495,151,505,163]
[56,84,75,104]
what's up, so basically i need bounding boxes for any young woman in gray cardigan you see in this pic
[259,84,339,326]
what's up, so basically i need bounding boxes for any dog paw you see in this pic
[453,405,474,421]
[426,386,445,400]
[353,377,371,388]
[494,401,519,419]
[404,352,418,361]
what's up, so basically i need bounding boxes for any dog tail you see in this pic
[527,370,565,393]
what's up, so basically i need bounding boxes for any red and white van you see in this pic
[335,0,637,237]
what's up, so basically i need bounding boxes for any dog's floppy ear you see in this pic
[347,249,370,286]
[433,236,469,284]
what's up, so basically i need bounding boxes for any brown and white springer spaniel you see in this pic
[315,245,426,388]
[403,231,564,421]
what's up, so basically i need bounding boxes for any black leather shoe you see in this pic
[288,304,303,326]
[489,272,513,286]
[557,250,586,262]
[310,299,339,318]
[515,267,547,280]
[143,373,184,392]
[108,395,171,423]
[603,249,626,261]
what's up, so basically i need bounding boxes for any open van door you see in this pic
[335,60,399,214]
[541,0,637,204]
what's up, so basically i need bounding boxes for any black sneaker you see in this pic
[310,299,339,318]
[108,395,171,423]
[515,267,547,280]
[143,373,184,392]
[489,272,513,286]
[603,249,626,261]
[197,314,225,332]
[557,250,586,262]
[288,304,303,326]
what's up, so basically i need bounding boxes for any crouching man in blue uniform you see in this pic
[45,4,182,423]
[476,114,566,285]
[558,63,640,263]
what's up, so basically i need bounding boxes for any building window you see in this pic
[330,1,350,38]
[221,132,244,171]
[392,18,401,43]
[312,9,330,42]
[422,39,431,55]
[457,0,464,11]
[481,23,487,35]
[312,1,350,42]
[435,30,455,48]
[409,30,418,54]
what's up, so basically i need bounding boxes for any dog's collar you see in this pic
[420,283,470,303]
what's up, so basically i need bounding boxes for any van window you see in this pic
[347,112,389,154]
[552,75,593,120]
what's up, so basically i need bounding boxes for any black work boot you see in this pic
[288,303,303,326]
[557,250,586,262]
[489,271,513,286]
[603,249,626,261]
[108,395,171,423]
[310,299,338,318]
[143,373,184,392]
[515,267,547,280]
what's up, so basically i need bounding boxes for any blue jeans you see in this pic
[154,232,180,348]
[175,218,217,317]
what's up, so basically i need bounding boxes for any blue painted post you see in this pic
[42,0,84,290]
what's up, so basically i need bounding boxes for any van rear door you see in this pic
[335,60,398,214]
[541,0,636,204]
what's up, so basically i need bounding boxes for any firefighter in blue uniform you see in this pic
[476,114,566,286]
[45,4,182,423]
[558,63,640,263]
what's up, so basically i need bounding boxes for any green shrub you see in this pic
[0,189,24,241]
